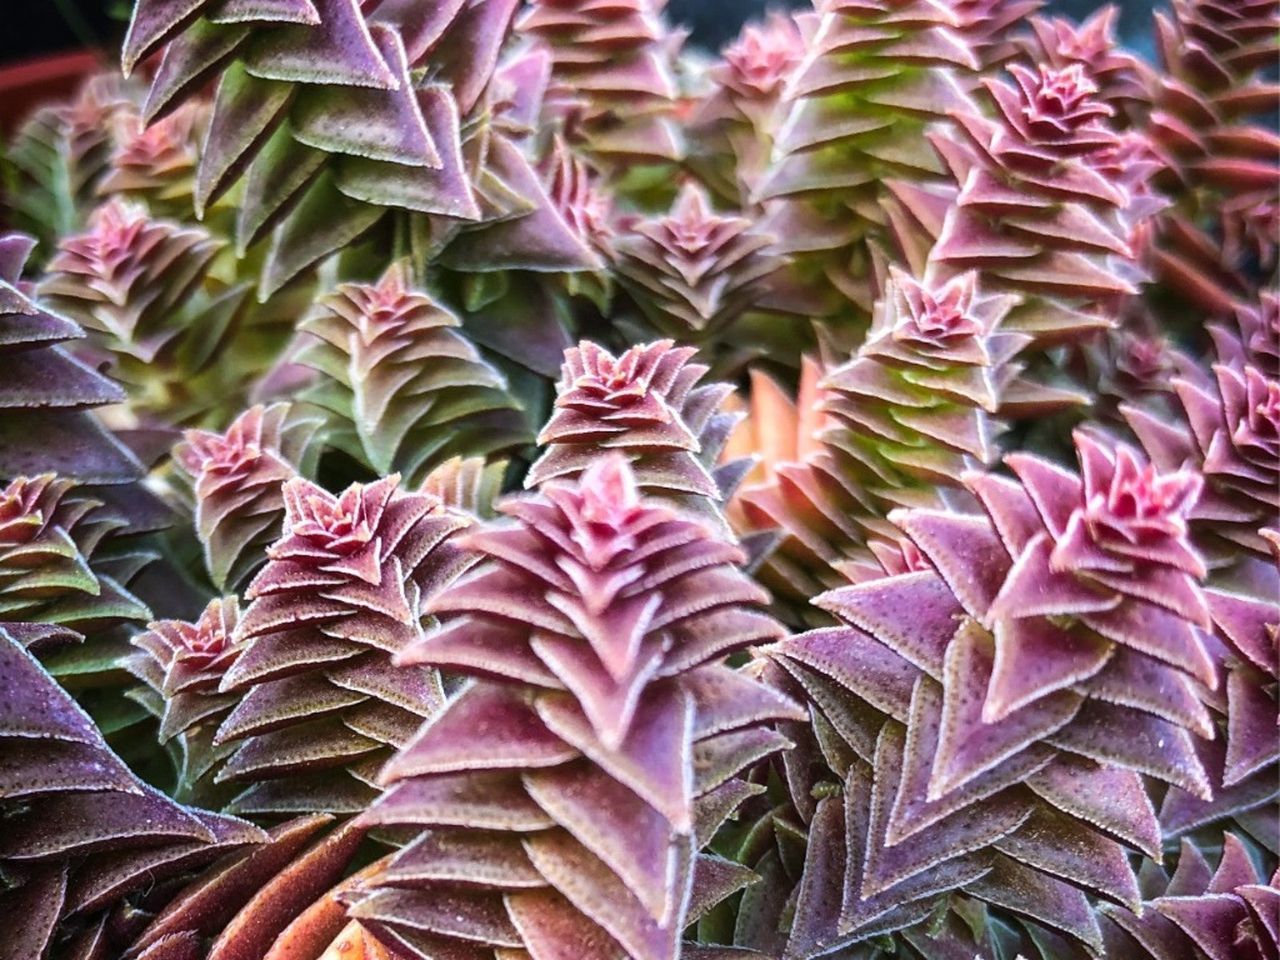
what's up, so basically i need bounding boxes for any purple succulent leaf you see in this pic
[931,618,1083,797]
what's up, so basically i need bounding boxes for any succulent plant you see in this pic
[0,472,149,630]
[126,596,244,804]
[612,182,781,347]
[1144,0,1280,314]
[1,74,140,258]
[294,262,530,481]
[528,339,746,515]
[1101,833,1280,960]
[353,455,799,959]
[756,0,982,322]
[517,0,684,179]
[691,11,805,203]
[820,267,1022,495]
[930,61,1152,349]
[750,433,1238,956]
[1,3,1277,958]
[727,268,1041,622]
[1124,292,1280,560]
[98,100,206,219]
[1,625,264,959]
[173,402,323,591]
[0,231,141,484]
[1026,5,1153,121]
[212,474,474,816]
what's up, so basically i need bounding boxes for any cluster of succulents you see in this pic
[0,1,1275,958]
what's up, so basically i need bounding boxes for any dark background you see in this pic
[3,1,1160,65]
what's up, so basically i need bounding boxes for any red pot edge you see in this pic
[0,48,109,134]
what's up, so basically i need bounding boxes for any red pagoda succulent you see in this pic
[756,0,980,322]
[929,58,1150,352]
[0,231,142,484]
[1124,296,1280,559]
[1027,5,1153,120]
[612,183,780,343]
[32,197,277,424]
[692,11,805,201]
[98,100,206,218]
[39,198,220,362]
[1144,0,1280,313]
[820,267,1025,493]
[352,455,799,959]
[727,269,1025,621]
[529,339,745,511]
[1,3,1278,959]
[119,0,585,295]
[542,137,615,262]
[972,433,1216,734]
[3,73,140,257]
[745,432,1233,957]
[295,261,528,482]
[517,0,684,174]
[0,473,148,630]
[1102,833,1280,960]
[212,473,474,816]
[174,402,323,591]
[127,597,243,803]
[0,626,264,960]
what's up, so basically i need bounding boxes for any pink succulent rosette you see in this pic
[1102,833,1280,960]
[6,73,139,249]
[612,182,779,340]
[822,268,1023,494]
[174,403,320,590]
[693,12,804,196]
[754,442,1223,956]
[39,198,220,364]
[127,598,244,800]
[1125,295,1280,558]
[99,101,204,208]
[1028,6,1153,116]
[529,339,742,507]
[353,456,797,960]
[722,12,804,101]
[212,474,475,816]
[729,270,1025,620]
[543,137,614,259]
[296,262,524,482]
[932,59,1148,352]
[0,473,146,629]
